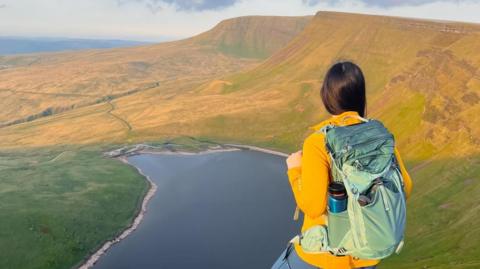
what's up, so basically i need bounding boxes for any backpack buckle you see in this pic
[395,240,405,254]
[351,186,358,195]
[319,124,335,134]
[353,159,362,170]
[329,247,348,256]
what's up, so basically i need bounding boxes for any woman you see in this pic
[273,61,413,269]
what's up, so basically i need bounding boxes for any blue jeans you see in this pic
[271,243,377,269]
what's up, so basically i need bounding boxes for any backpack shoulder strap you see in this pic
[318,123,335,135]
[340,114,369,125]
[316,124,348,184]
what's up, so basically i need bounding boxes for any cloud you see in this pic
[0,3,7,8]
[360,0,462,8]
[1,0,479,42]
[303,0,464,8]
[117,0,240,12]
[302,0,320,6]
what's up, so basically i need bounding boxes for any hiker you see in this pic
[272,61,413,269]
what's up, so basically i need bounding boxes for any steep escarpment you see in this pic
[212,11,480,159]
[192,15,312,59]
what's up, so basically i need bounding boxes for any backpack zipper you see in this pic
[346,134,393,148]
[330,135,393,155]
[327,124,387,140]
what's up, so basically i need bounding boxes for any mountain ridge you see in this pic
[191,15,312,59]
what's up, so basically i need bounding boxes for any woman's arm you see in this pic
[394,147,413,199]
[287,134,330,219]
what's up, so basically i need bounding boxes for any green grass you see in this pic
[0,145,149,269]
[379,155,480,269]
[217,42,270,59]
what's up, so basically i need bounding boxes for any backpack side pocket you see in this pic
[327,209,350,249]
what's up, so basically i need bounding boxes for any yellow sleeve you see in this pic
[287,134,330,219]
[394,147,413,200]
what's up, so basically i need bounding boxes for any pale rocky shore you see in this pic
[223,143,289,158]
[78,157,158,269]
[104,141,289,158]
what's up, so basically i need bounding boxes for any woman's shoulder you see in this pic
[308,118,334,133]
[304,121,330,148]
[306,118,333,140]
[303,127,330,160]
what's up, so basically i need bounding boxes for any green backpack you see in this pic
[294,115,406,260]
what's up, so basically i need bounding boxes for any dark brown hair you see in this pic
[320,61,366,117]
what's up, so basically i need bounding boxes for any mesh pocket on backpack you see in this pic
[327,209,350,248]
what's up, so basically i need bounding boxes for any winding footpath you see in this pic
[106,101,132,132]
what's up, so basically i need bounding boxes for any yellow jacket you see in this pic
[287,111,413,269]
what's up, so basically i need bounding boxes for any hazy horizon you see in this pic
[0,36,154,55]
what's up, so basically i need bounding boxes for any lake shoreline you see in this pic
[77,156,158,269]
[104,142,290,159]
[79,143,289,268]
[222,143,289,158]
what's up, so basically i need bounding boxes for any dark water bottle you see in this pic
[328,182,347,213]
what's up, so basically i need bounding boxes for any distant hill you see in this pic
[192,15,312,59]
[0,37,150,55]
[0,15,310,126]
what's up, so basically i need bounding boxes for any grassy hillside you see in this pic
[0,16,310,127]
[207,11,480,157]
[0,42,255,126]
[1,11,479,268]
[2,12,478,157]
[381,155,480,269]
[0,145,149,269]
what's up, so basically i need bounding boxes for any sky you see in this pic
[0,0,479,42]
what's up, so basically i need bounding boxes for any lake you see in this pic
[93,149,301,269]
